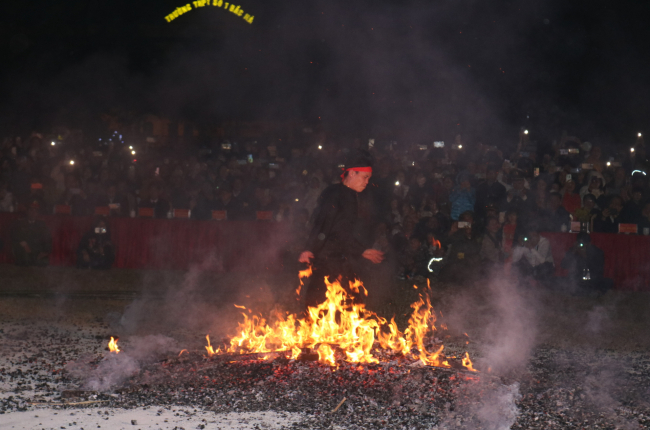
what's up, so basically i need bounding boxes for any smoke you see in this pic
[66,334,178,392]
[434,272,538,428]
[435,380,521,430]
[440,274,538,375]
[584,304,611,335]
[478,278,539,375]
[473,382,521,430]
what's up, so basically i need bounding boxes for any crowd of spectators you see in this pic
[1,129,649,288]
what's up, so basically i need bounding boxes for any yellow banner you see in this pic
[165,0,254,24]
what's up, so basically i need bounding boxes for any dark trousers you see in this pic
[515,260,555,284]
[13,247,49,267]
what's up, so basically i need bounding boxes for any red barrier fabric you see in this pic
[0,213,648,290]
[541,232,650,292]
[0,213,291,273]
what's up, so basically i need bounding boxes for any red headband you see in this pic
[341,166,372,180]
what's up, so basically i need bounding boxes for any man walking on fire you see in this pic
[298,150,384,308]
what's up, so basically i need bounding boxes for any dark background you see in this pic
[1,0,649,145]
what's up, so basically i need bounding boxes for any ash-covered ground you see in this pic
[1,265,649,429]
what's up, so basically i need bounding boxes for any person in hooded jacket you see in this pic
[77,217,115,269]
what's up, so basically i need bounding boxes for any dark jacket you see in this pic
[11,218,52,255]
[475,180,506,217]
[545,207,571,232]
[305,184,372,263]
[77,230,115,269]
[561,244,605,281]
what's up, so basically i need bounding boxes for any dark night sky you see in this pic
[1,0,650,145]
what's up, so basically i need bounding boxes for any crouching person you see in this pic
[560,232,613,295]
[77,217,115,270]
[511,227,555,286]
[11,204,51,267]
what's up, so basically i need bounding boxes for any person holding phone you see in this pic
[560,232,612,294]
[593,195,624,233]
[579,171,605,206]
[77,217,114,269]
[511,228,554,285]
[298,150,384,308]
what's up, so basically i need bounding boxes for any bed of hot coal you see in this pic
[115,353,483,429]
[2,325,650,429]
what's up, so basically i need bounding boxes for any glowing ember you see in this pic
[108,337,120,354]
[204,277,477,371]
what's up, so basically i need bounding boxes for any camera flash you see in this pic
[524,130,529,135]
[631,148,635,153]
[129,146,133,150]
[131,150,136,155]
[458,145,463,149]
[607,161,611,167]
[51,141,55,146]
[69,160,75,165]
[395,181,400,186]
[638,132,642,137]
[295,198,299,202]
[318,145,322,150]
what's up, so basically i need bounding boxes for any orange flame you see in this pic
[108,337,120,354]
[201,276,477,370]
[431,237,441,249]
[205,335,221,356]
[462,352,477,372]
[296,265,313,297]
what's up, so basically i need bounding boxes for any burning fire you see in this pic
[204,277,477,371]
[295,265,313,298]
[205,334,221,356]
[462,352,477,372]
[108,337,120,354]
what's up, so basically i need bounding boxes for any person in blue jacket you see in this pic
[449,171,476,221]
